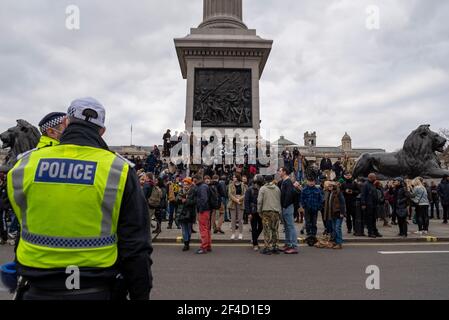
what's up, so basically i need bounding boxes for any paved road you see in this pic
[1,243,449,300]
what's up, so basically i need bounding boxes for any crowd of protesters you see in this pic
[126,139,449,255]
[2,133,448,254]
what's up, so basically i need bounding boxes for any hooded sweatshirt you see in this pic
[257,182,282,214]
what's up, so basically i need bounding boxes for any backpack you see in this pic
[208,184,221,210]
[148,186,163,208]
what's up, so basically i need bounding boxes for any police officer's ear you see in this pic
[99,127,106,137]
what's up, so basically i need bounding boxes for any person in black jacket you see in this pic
[394,178,411,237]
[332,158,344,180]
[438,175,449,224]
[340,172,360,234]
[245,175,264,251]
[430,181,440,219]
[176,178,197,251]
[361,173,382,238]
[278,167,298,254]
[320,155,333,180]
[15,99,152,300]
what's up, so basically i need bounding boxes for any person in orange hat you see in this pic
[176,177,197,251]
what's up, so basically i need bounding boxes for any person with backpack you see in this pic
[194,175,212,254]
[301,177,324,245]
[147,177,164,234]
[245,175,264,251]
[142,172,160,232]
[210,175,225,234]
[430,181,440,219]
[167,177,181,230]
[228,173,247,240]
[176,178,197,251]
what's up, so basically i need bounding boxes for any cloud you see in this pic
[0,0,448,151]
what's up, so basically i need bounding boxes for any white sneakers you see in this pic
[238,234,243,240]
[414,231,429,235]
[231,234,235,240]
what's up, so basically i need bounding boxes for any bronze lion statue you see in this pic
[0,119,41,170]
[353,125,449,179]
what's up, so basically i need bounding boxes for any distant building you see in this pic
[109,145,158,159]
[274,132,386,164]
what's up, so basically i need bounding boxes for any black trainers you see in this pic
[260,248,272,255]
[271,248,281,255]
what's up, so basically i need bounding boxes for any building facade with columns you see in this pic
[274,132,386,164]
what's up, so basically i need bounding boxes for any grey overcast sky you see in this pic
[0,0,448,151]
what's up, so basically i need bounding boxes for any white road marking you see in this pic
[378,251,449,255]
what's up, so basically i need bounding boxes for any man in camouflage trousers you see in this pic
[257,175,282,255]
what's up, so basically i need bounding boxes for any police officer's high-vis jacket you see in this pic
[36,135,60,149]
[7,144,130,269]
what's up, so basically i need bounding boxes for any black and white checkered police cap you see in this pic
[67,97,106,128]
[38,112,66,134]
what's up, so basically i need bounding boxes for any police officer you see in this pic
[7,97,152,300]
[36,112,67,149]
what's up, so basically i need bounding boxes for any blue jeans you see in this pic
[295,170,303,183]
[168,202,178,226]
[181,222,192,242]
[282,204,298,248]
[222,197,230,221]
[332,218,343,245]
[324,219,333,235]
[304,208,318,236]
